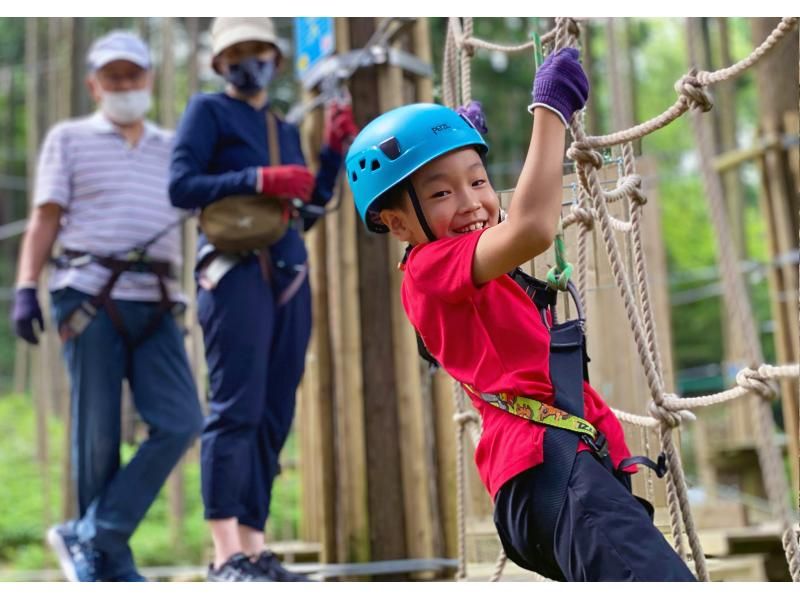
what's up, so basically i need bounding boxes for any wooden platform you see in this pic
[2,526,791,582]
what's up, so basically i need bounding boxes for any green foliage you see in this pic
[0,393,300,575]
[0,394,66,571]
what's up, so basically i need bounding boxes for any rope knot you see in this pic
[735,366,776,400]
[648,399,683,428]
[567,142,603,170]
[462,40,476,58]
[674,69,713,113]
[627,174,647,206]
[569,204,595,230]
[567,19,580,37]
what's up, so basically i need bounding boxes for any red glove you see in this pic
[324,102,359,155]
[256,164,315,203]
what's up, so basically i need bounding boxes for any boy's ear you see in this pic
[380,209,413,242]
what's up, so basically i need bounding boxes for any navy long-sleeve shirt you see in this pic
[169,92,342,264]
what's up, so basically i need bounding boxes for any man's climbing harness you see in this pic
[441,16,800,582]
[53,212,191,381]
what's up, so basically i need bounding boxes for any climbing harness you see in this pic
[53,212,191,380]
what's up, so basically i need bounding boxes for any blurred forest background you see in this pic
[0,17,797,576]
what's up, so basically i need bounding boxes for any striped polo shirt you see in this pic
[34,111,186,302]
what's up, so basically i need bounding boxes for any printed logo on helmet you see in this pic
[431,123,451,135]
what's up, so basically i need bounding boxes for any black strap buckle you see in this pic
[618,453,668,478]
[581,431,609,459]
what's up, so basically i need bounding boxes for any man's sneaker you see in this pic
[46,522,102,582]
[207,553,273,582]
[251,550,311,582]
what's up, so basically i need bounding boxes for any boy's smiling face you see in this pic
[379,147,500,245]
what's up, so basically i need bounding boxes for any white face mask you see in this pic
[100,89,152,125]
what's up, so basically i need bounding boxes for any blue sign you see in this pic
[294,17,335,79]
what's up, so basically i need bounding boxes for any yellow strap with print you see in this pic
[462,383,598,439]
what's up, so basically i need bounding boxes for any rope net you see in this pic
[442,16,800,582]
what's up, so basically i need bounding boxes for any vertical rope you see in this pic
[784,527,800,582]
[690,107,800,576]
[442,18,460,109]
[660,428,687,560]
[488,548,507,582]
[460,17,473,105]
[568,80,711,580]
[455,410,468,581]
[452,380,482,581]
[554,17,570,52]
[576,110,592,312]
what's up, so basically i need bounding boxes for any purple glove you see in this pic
[11,287,44,345]
[529,47,589,126]
[456,100,488,135]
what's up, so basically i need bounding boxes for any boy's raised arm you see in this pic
[473,48,589,286]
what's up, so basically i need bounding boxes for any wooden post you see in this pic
[155,16,187,556]
[10,41,30,395]
[25,16,53,532]
[348,17,406,570]
[296,20,340,562]
[581,20,601,136]
[38,16,77,523]
[750,18,800,492]
[686,18,760,505]
[182,18,205,413]
[70,18,89,118]
[382,21,438,574]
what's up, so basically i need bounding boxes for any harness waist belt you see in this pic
[59,249,176,279]
[462,383,598,440]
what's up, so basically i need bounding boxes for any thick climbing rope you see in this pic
[441,16,800,582]
[688,85,800,577]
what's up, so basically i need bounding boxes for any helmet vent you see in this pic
[351,171,358,182]
[378,137,401,160]
[370,160,380,171]
[359,159,366,169]
[459,114,476,129]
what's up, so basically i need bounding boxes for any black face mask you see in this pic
[225,58,275,95]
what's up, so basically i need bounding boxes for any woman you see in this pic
[169,17,356,582]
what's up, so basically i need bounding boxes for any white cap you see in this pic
[87,31,151,72]
[211,17,281,72]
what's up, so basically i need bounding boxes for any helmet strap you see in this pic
[405,181,437,243]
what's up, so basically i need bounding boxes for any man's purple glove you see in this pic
[12,287,45,345]
[528,47,589,127]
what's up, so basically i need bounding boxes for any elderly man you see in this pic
[10,31,203,582]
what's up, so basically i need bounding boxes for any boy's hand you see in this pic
[528,47,589,127]
[256,165,315,203]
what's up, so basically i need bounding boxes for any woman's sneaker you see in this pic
[251,550,311,581]
[46,521,103,582]
[207,553,273,582]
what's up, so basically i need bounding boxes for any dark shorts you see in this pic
[493,451,697,581]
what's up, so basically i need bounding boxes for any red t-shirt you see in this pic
[401,229,636,498]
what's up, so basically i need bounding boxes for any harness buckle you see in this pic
[581,431,609,459]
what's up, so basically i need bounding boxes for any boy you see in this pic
[345,48,696,581]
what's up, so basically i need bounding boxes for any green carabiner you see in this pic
[546,222,573,292]
[532,31,543,71]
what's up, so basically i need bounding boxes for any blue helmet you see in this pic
[346,103,489,233]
